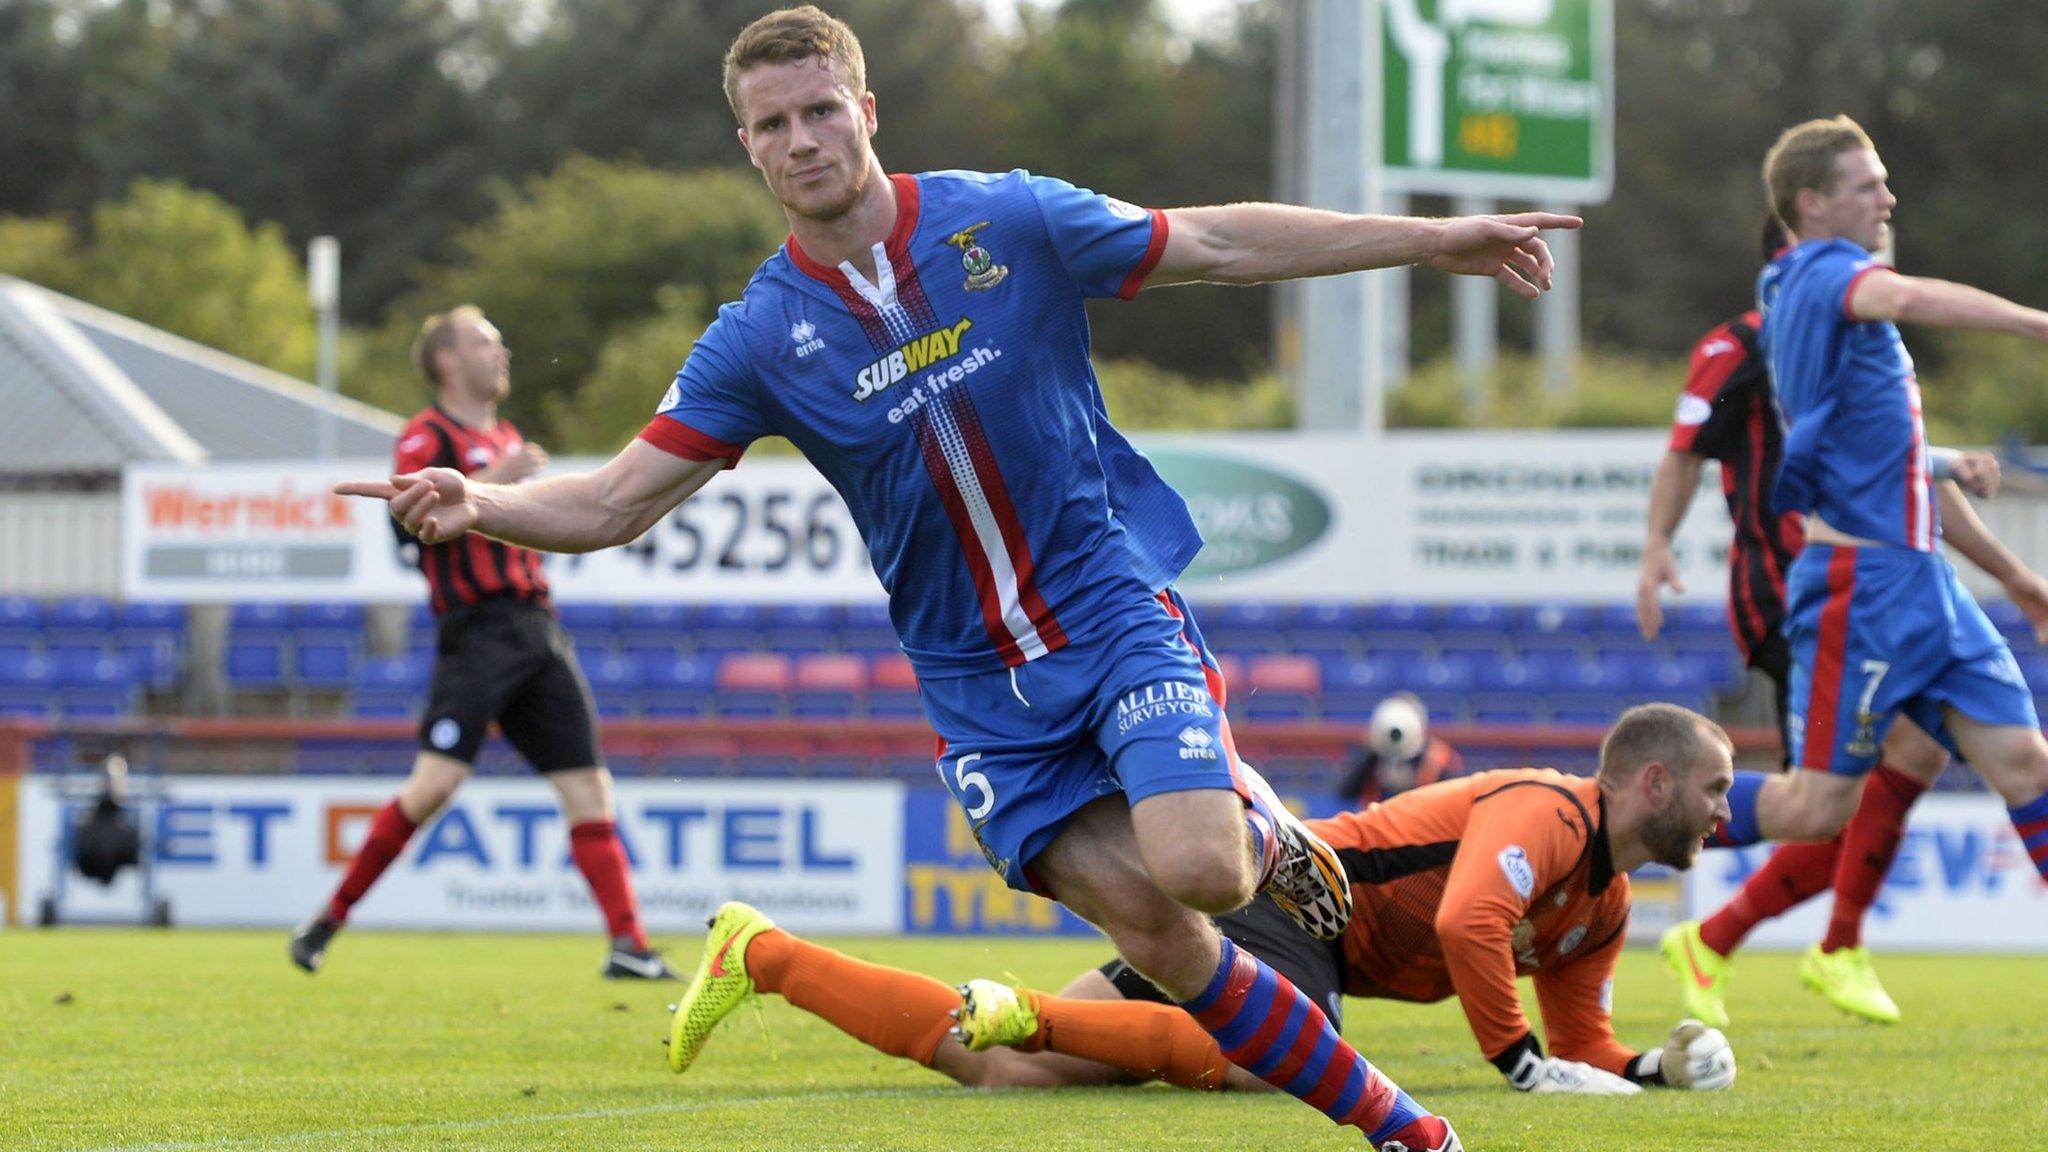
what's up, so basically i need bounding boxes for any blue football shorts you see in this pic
[1785,544,2037,775]
[917,586,1250,894]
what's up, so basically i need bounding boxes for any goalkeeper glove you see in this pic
[1500,1042,1642,1095]
[1634,1018,1736,1090]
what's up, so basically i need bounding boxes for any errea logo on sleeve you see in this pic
[1497,845,1536,899]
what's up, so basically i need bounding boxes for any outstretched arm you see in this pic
[1849,270,2048,338]
[336,438,723,553]
[1151,204,1581,299]
[1937,480,2048,645]
[1637,451,1706,640]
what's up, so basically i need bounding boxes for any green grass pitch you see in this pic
[2,929,2044,1150]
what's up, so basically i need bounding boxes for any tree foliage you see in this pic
[347,159,786,448]
[0,179,316,376]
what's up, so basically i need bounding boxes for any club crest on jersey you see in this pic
[945,221,1009,292]
[790,318,826,358]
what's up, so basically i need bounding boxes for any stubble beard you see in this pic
[1643,804,1706,871]
[783,160,871,225]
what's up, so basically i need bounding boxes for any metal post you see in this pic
[1360,0,1386,439]
[1451,194,1497,416]
[1296,0,1369,431]
[1535,200,1579,395]
[308,236,341,459]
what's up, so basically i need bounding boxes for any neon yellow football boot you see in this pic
[1799,944,1901,1024]
[1659,920,1733,1029]
[949,979,1040,1052]
[666,901,777,1073]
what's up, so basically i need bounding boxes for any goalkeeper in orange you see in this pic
[666,703,1739,1096]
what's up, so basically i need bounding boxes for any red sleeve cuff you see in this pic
[1843,264,1894,319]
[637,417,744,468]
[1115,208,1170,300]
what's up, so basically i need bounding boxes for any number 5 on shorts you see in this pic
[952,751,995,820]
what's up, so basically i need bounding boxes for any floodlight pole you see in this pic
[309,236,341,460]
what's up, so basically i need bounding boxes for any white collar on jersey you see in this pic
[837,241,898,311]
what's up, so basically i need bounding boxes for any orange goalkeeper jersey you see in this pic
[1307,767,1636,1074]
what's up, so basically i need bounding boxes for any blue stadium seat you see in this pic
[1590,602,1645,638]
[1438,601,1514,633]
[582,653,643,701]
[118,601,186,638]
[1676,650,1742,691]
[293,603,364,633]
[1515,633,1592,662]
[641,655,717,717]
[574,641,614,671]
[1520,601,1594,637]
[1360,631,1433,666]
[1284,628,1359,663]
[59,685,139,719]
[0,596,41,641]
[557,602,618,637]
[1437,636,1508,665]
[116,637,180,689]
[1470,658,1538,694]
[0,650,52,690]
[622,602,692,633]
[763,603,842,654]
[1320,655,1404,723]
[225,641,288,688]
[44,639,108,667]
[48,649,130,690]
[294,640,358,689]
[1667,602,1729,635]
[230,603,293,632]
[1210,602,1287,634]
[693,603,764,655]
[407,603,437,637]
[1411,658,1475,695]
[1289,602,1370,634]
[621,636,689,665]
[839,602,897,654]
[357,653,432,693]
[1522,652,1607,694]
[1365,601,1430,632]
[46,596,116,642]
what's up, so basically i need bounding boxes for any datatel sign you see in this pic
[1381,0,1614,203]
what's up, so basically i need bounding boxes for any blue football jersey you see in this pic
[1758,239,1937,551]
[639,170,1203,676]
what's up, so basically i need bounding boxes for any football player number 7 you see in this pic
[1857,660,1892,719]
[953,752,995,820]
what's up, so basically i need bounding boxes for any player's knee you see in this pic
[1148,848,1255,916]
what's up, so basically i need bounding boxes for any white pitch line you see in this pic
[61,1087,938,1152]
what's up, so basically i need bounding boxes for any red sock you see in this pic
[1698,839,1839,957]
[570,820,646,949]
[1823,763,1927,953]
[326,799,418,924]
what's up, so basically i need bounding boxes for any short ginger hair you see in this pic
[1763,115,1876,232]
[722,5,867,123]
[412,304,486,387]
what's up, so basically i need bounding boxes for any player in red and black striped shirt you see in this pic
[1636,220,2048,1026]
[290,306,676,981]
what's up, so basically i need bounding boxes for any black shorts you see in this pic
[1750,629,1792,770]
[418,597,602,772]
[1097,895,1347,1029]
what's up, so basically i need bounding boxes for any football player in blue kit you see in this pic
[1701,115,2048,897]
[338,9,1578,1147]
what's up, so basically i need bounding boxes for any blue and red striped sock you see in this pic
[2008,791,2048,880]
[1706,770,1769,848]
[1182,936,1425,1143]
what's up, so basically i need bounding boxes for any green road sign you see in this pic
[1381,0,1613,203]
